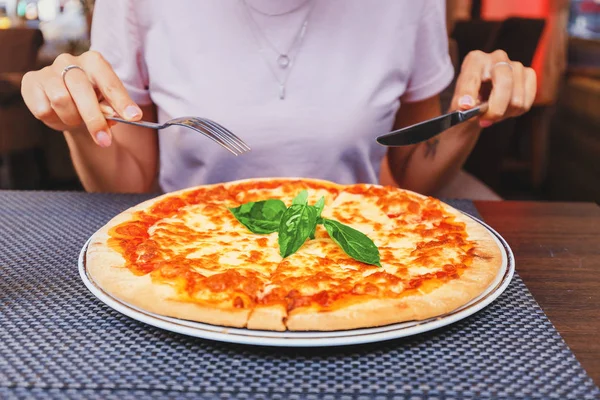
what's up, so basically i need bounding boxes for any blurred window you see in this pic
[0,0,88,58]
[569,0,600,39]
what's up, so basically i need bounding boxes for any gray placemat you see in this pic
[0,191,598,400]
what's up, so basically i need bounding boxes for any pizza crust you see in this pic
[86,178,504,332]
[285,206,503,331]
[87,191,252,328]
[87,250,252,328]
[247,305,287,331]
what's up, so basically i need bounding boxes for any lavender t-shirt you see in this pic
[91,0,453,193]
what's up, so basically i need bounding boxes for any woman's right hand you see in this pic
[21,51,143,147]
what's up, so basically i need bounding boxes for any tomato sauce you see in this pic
[107,181,476,310]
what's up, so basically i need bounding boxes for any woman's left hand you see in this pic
[451,50,537,128]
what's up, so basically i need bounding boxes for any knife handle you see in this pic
[458,102,489,122]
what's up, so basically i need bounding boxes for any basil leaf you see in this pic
[229,199,287,234]
[278,204,318,258]
[322,219,381,267]
[309,196,326,239]
[292,190,309,205]
[314,196,325,217]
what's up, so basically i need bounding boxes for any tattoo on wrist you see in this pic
[424,137,440,159]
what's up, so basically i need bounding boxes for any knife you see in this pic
[376,102,489,146]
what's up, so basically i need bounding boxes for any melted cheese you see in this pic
[108,179,475,310]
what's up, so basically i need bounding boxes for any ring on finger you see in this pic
[61,65,86,85]
[493,61,513,71]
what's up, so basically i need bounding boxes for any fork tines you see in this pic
[198,118,251,156]
[187,118,250,156]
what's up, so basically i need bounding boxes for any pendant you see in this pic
[279,84,285,100]
[277,54,290,69]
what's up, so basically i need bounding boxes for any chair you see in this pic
[0,28,47,189]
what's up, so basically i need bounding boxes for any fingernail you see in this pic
[124,105,141,120]
[95,131,111,147]
[479,120,493,128]
[458,95,475,108]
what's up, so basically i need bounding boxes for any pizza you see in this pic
[86,178,503,331]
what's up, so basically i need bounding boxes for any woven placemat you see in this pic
[0,191,598,400]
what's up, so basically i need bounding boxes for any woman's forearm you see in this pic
[388,94,483,195]
[64,122,159,193]
[398,121,482,195]
[20,51,161,193]
[392,48,538,195]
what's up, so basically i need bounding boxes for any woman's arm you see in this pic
[64,104,158,193]
[21,51,159,193]
[389,50,537,195]
[387,94,477,194]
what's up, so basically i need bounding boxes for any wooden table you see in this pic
[475,201,600,386]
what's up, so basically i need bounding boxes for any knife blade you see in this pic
[376,103,489,146]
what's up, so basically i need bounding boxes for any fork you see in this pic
[106,116,251,156]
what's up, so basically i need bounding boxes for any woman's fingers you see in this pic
[79,51,142,121]
[21,71,53,121]
[21,51,140,148]
[505,61,527,118]
[21,69,73,132]
[99,100,117,117]
[454,49,538,129]
[57,61,112,147]
[481,50,514,126]
[99,100,119,128]
[453,50,487,110]
[524,68,538,111]
[41,72,83,127]
[483,57,536,123]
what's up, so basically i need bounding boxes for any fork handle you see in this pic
[105,116,163,130]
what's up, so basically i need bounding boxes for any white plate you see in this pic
[79,213,514,347]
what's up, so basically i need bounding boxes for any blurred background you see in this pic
[0,0,598,201]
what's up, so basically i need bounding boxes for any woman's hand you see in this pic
[451,50,537,128]
[21,51,142,147]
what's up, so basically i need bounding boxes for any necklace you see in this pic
[244,0,311,17]
[242,0,314,99]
